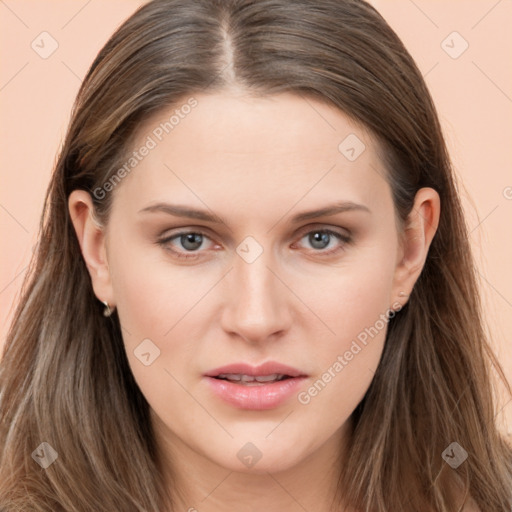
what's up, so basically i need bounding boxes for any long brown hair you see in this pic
[1,0,511,510]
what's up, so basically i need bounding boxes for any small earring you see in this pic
[399,291,409,298]
[102,300,113,317]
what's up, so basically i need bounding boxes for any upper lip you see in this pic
[204,361,307,378]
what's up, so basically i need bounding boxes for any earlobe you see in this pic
[68,190,115,310]
[391,187,441,307]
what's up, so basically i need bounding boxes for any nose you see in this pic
[220,244,292,344]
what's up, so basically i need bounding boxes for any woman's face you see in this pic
[83,91,429,475]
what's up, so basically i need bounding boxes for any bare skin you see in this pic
[69,91,440,511]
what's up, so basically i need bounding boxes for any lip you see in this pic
[203,361,308,410]
[204,361,306,378]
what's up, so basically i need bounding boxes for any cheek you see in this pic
[300,244,397,349]
[295,243,398,403]
[109,254,196,418]
[107,238,217,395]
[109,236,203,337]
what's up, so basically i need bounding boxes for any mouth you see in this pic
[213,373,293,385]
[203,361,308,410]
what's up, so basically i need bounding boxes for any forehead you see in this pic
[113,91,390,214]
[142,91,367,152]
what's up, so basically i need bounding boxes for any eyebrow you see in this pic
[138,200,371,224]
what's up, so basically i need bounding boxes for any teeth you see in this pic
[254,374,284,382]
[217,373,242,381]
[216,373,286,383]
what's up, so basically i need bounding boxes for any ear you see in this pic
[68,190,115,309]
[391,187,440,308]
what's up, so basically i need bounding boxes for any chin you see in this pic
[205,437,308,474]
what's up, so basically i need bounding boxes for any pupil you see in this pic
[182,233,202,251]
[310,232,329,249]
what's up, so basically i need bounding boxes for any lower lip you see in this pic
[204,376,307,410]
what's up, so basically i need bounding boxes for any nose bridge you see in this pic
[222,237,289,340]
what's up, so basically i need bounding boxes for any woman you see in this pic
[0,0,510,510]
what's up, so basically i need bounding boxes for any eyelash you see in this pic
[156,226,352,261]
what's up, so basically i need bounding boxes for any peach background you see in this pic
[1,1,511,432]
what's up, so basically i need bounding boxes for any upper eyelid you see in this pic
[159,222,350,238]
[295,223,351,237]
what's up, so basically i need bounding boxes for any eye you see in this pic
[157,230,216,260]
[293,227,351,257]
[157,226,352,261]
